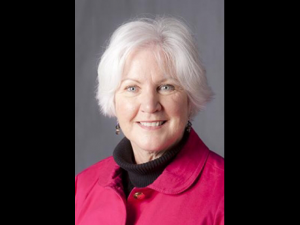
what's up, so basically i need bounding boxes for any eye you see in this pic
[125,86,138,92]
[158,84,175,92]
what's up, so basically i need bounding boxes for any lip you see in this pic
[138,120,166,123]
[136,120,167,130]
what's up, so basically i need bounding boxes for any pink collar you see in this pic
[149,129,210,194]
[98,128,210,194]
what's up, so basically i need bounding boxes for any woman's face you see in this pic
[115,49,189,154]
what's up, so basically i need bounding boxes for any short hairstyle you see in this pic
[96,17,213,119]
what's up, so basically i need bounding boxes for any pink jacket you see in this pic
[75,129,224,225]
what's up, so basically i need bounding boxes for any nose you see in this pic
[140,89,162,113]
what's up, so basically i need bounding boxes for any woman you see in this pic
[75,17,224,225]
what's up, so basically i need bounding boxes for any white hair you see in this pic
[96,17,213,119]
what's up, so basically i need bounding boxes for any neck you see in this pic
[132,149,167,164]
[112,130,190,194]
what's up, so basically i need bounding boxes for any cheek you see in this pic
[165,95,189,118]
[115,97,138,120]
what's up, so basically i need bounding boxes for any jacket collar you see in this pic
[148,128,210,194]
[98,128,210,195]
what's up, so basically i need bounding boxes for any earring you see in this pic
[186,121,192,132]
[115,123,120,135]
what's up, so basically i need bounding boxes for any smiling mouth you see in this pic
[137,121,167,127]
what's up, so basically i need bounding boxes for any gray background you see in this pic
[75,0,224,175]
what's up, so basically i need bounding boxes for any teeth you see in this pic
[140,121,164,127]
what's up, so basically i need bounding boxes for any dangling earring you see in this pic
[186,121,192,132]
[115,123,120,135]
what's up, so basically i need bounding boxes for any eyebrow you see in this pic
[121,77,179,84]
[120,78,141,84]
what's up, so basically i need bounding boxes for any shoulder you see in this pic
[200,150,224,188]
[200,151,224,199]
[75,156,115,188]
[206,150,224,172]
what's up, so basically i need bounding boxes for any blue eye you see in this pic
[159,84,175,92]
[126,86,138,92]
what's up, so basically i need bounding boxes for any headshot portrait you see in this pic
[75,1,224,224]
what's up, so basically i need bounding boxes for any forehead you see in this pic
[122,47,176,80]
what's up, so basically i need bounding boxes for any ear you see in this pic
[187,97,192,119]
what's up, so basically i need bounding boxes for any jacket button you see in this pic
[133,192,145,200]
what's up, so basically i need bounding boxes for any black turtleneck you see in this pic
[113,131,189,197]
